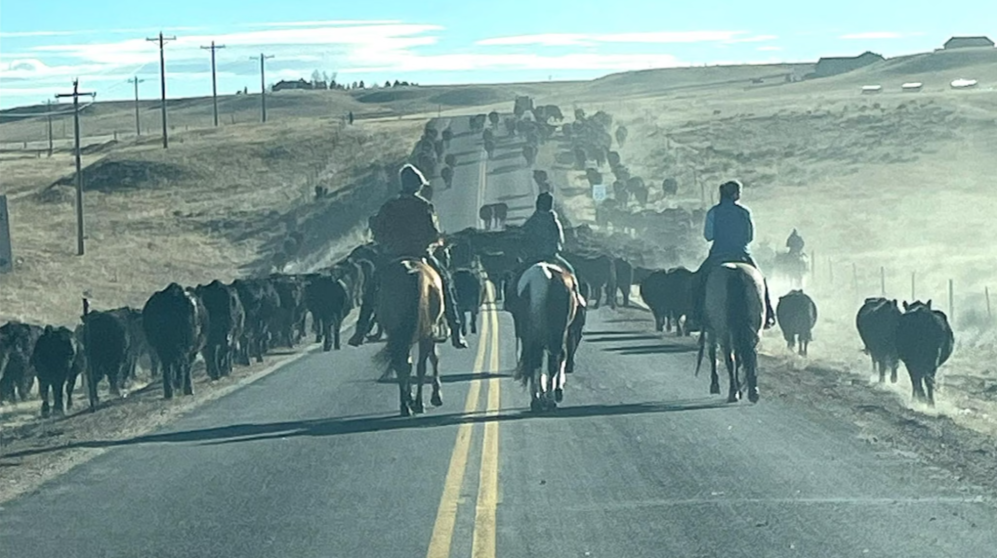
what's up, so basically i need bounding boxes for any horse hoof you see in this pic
[400,404,411,417]
[412,400,425,414]
[530,399,543,413]
[709,384,721,395]
[748,388,760,403]
[727,393,740,404]
[554,388,563,403]
[431,393,443,407]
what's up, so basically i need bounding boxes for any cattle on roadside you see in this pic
[304,273,351,351]
[478,252,520,300]
[613,257,634,307]
[453,269,483,335]
[195,280,246,380]
[441,165,454,188]
[855,297,902,383]
[565,253,617,309]
[30,326,79,417]
[523,144,537,166]
[492,203,508,229]
[269,274,307,348]
[80,307,131,410]
[896,300,954,406]
[484,138,496,159]
[231,278,280,363]
[775,290,818,356]
[142,283,209,399]
[0,321,43,403]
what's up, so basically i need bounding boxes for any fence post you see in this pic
[880,266,885,296]
[948,279,954,323]
[986,287,992,320]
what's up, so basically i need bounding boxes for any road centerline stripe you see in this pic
[425,288,492,558]
[472,292,502,558]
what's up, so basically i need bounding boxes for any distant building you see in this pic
[813,51,885,77]
[272,79,312,92]
[943,36,994,50]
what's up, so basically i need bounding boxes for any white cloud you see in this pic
[241,20,404,28]
[341,52,683,74]
[477,30,750,46]
[724,34,779,44]
[840,31,921,40]
[0,30,79,38]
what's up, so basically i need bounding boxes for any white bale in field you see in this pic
[861,85,883,94]
[901,82,923,91]
[950,79,978,89]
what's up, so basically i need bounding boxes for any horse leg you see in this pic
[430,343,443,407]
[397,357,412,417]
[413,340,429,414]
[744,349,760,403]
[724,347,739,403]
[470,308,477,334]
[709,340,721,395]
[529,369,542,412]
[333,316,342,351]
[552,350,565,404]
[925,372,936,407]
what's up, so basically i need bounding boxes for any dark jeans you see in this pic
[352,253,463,341]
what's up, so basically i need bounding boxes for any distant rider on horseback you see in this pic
[692,180,776,329]
[520,192,586,308]
[348,164,468,349]
[786,228,805,257]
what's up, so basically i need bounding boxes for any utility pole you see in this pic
[251,53,274,123]
[146,32,176,148]
[45,100,54,157]
[200,41,225,126]
[128,77,145,136]
[55,79,96,256]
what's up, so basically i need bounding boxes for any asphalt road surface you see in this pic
[2,117,996,558]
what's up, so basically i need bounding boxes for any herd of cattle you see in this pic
[0,250,374,418]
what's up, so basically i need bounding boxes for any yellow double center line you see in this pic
[426,285,502,558]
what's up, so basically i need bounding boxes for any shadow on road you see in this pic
[491,151,521,162]
[373,372,512,385]
[584,334,662,343]
[497,193,531,202]
[488,164,521,175]
[601,344,698,356]
[0,399,726,459]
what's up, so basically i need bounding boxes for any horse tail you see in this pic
[545,274,572,358]
[374,269,419,370]
[727,267,760,362]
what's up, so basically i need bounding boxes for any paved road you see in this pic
[3,117,997,558]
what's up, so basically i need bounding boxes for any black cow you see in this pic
[120,307,159,379]
[613,257,634,307]
[80,308,130,410]
[855,297,902,383]
[453,269,483,335]
[0,321,43,403]
[639,267,696,335]
[565,253,616,309]
[896,300,954,406]
[231,278,280,363]
[269,274,306,348]
[195,280,246,380]
[30,326,79,417]
[775,290,818,356]
[304,273,350,351]
[479,252,520,301]
[142,283,209,399]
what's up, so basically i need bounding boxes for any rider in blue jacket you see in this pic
[693,180,776,328]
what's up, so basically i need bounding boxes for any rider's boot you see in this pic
[763,280,777,329]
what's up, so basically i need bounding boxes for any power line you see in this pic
[128,77,145,136]
[250,53,274,123]
[201,41,226,127]
[146,31,177,148]
[55,79,96,257]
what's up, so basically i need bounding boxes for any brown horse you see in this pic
[513,262,579,412]
[376,258,446,416]
[695,263,766,403]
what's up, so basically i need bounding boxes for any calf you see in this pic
[775,290,818,356]
[453,269,483,335]
[80,309,130,411]
[0,321,43,403]
[614,257,634,307]
[30,326,79,417]
[855,297,902,383]
[304,273,350,351]
[896,300,954,406]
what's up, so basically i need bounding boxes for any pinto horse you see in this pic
[695,262,766,403]
[512,262,579,412]
[375,258,446,416]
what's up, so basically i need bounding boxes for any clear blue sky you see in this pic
[0,0,992,109]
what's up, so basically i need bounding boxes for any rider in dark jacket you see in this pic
[520,192,586,307]
[692,180,776,328]
[786,228,805,257]
[348,164,468,349]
